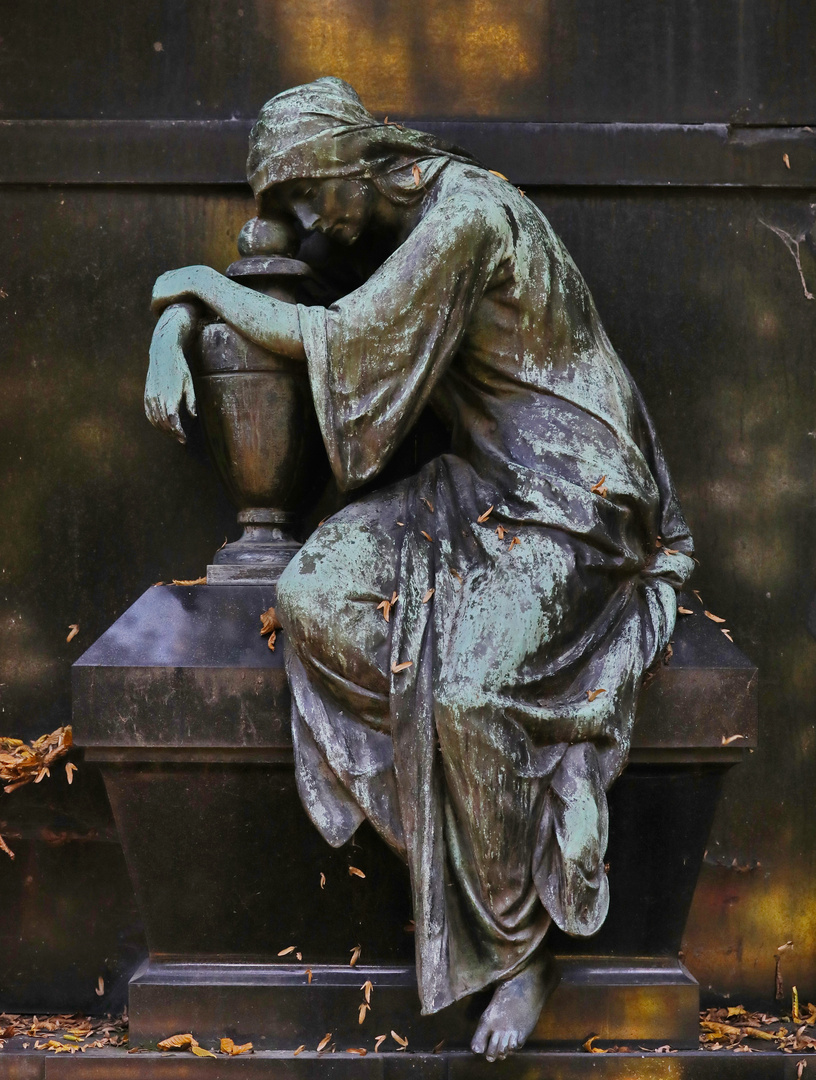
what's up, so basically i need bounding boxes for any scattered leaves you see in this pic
[391,1030,408,1048]
[349,866,366,879]
[496,525,506,540]
[361,980,373,1004]
[347,1047,367,1055]
[391,661,413,673]
[349,945,361,966]
[277,946,297,957]
[587,688,607,702]
[422,588,435,604]
[317,1033,332,1052]
[377,592,399,622]
[66,624,79,643]
[477,505,494,523]
[358,1003,370,1024]
[721,734,746,745]
[191,1045,217,1057]
[294,1044,305,1056]
[705,610,726,624]
[171,577,206,586]
[374,1035,387,1052]
[65,762,78,785]
[722,629,734,642]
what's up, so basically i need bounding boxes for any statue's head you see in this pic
[247,76,479,245]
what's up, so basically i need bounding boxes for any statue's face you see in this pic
[274,178,375,246]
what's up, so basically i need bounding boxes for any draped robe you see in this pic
[276,162,694,1014]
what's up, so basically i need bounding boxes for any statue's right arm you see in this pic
[144,301,199,444]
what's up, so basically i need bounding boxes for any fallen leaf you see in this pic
[450,568,463,583]
[705,610,726,623]
[590,475,607,494]
[722,628,734,642]
[317,1033,332,1052]
[721,734,746,745]
[66,624,79,643]
[349,866,366,879]
[95,976,104,996]
[663,547,680,555]
[267,631,277,651]
[587,688,607,702]
[157,1034,196,1051]
[0,834,14,860]
[320,872,326,889]
[692,589,703,601]
[583,1035,606,1054]
[220,1038,235,1054]
[678,607,694,615]
[391,1030,408,1048]
[489,169,509,181]
[784,153,791,169]
[421,497,434,513]
[361,980,373,1003]
[347,1047,367,1055]
[171,577,206,586]
[496,525,506,540]
[296,952,302,961]
[412,163,422,187]
[260,607,282,635]
[422,588,435,604]
[404,920,416,932]
[34,767,50,783]
[376,594,398,622]
[374,1035,387,1051]
[391,661,413,673]
[433,1039,446,1053]
[507,536,521,550]
[358,1003,369,1024]
[65,762,78,785]
[306,969,313,984]
[191,1045,217,1058]
[231,1042,252,1055]
[277,946,297,956]
[420,530,433,542]
[350,945,361,966]
[477,505,494,523]
[293,1045,305,1056]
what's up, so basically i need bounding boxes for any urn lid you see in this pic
[226,255,316,281]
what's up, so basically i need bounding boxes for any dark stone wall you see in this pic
[0,0,814,1011]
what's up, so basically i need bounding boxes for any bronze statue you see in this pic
[145,77,694,1062]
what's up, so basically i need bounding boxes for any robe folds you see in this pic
[276,162,694,1015]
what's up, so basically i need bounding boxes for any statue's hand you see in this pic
[145,303,198,444]
[151,265,215,314]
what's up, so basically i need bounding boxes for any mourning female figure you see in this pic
[146,77,694,1062]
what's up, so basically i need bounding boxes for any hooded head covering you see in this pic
[247,76,482,209]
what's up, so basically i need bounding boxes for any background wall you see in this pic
[1,0,814,1011]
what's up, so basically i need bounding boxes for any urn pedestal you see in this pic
[73,588,757,1056]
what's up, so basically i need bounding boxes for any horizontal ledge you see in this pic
[1,119,816,187]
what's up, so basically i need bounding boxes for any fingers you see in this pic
[168,411,187,445]
[183,377,197,419]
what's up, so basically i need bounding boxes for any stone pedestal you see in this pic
[72,585,757,1053]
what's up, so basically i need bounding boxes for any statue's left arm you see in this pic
[151,265,306,362]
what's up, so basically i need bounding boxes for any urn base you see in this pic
[207,515,300,585]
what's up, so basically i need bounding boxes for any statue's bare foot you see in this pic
[471,950,559,1062]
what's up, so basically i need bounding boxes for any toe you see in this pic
[486,1031,502,1062]
[497,1031,511,1059]
[508,1031,519,1052]
[471,1021,490,1056]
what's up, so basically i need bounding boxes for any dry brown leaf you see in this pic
[422,588,435,604]
[361,980,373,1003]
[157,1033,196,1051]
[590,475,607,494]
[230,1042,252,1056]
[317,1032,332,1052]
[391,661,413,673]
[489,169,509,181]
[583,1035,606,1054]
[347,1047,367,1055]
[65,762,78,785]
[294,1044,305,1056]
[320,872,326,889]
[267,631,277,651]
[191,1045,217,1057]
[66,624,79,643]
[450,568,463,583]
[220,1038,235,1054]
[661,546,679,555]
[587,688,607,703]
[721,734,746,745]
[374,1035,387,1051]
[376,594,398,622]
[421,497,434,513]
[507,536,521,550]
[404,919,416,932]
[95,976,104,996]
[171,577,206,586]
[433,1039,446,1053]
[705,610,726,623]
[391,1030,408,1048]
[306,969,313,983]
[34,767,49,783]
[277,946,297,956]
[496,525,506,540]
[722,629,734,642]
[678,607,694,615]
[358,1003,369,1024]
[0,833,14,860]
[477,505,494,523]
[296,951,302,961]
[420,530,433,542]
[260,607,282,635]
[350,944,361,966]
[784,153,791,169]
[412,163,422,187]
[349,866,366,879]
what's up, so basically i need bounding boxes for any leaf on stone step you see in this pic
[260,607,282,635]
[191,1045,217,1057]
[358,1003,369,1024]
[361,980,373,1003]
[293,1045,305,1056]
[317,1033,332,1052]
[391,1030,408,1048]
[172,577,206,586]
[583,1035,606,1054]
[157,1033,196,1051]
[347,1047,367,1055]
[350,945,361,966]
[374,1035,387,1051]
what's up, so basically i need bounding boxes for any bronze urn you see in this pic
[193,217,331,584]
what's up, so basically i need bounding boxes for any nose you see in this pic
[291,200,321,233]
